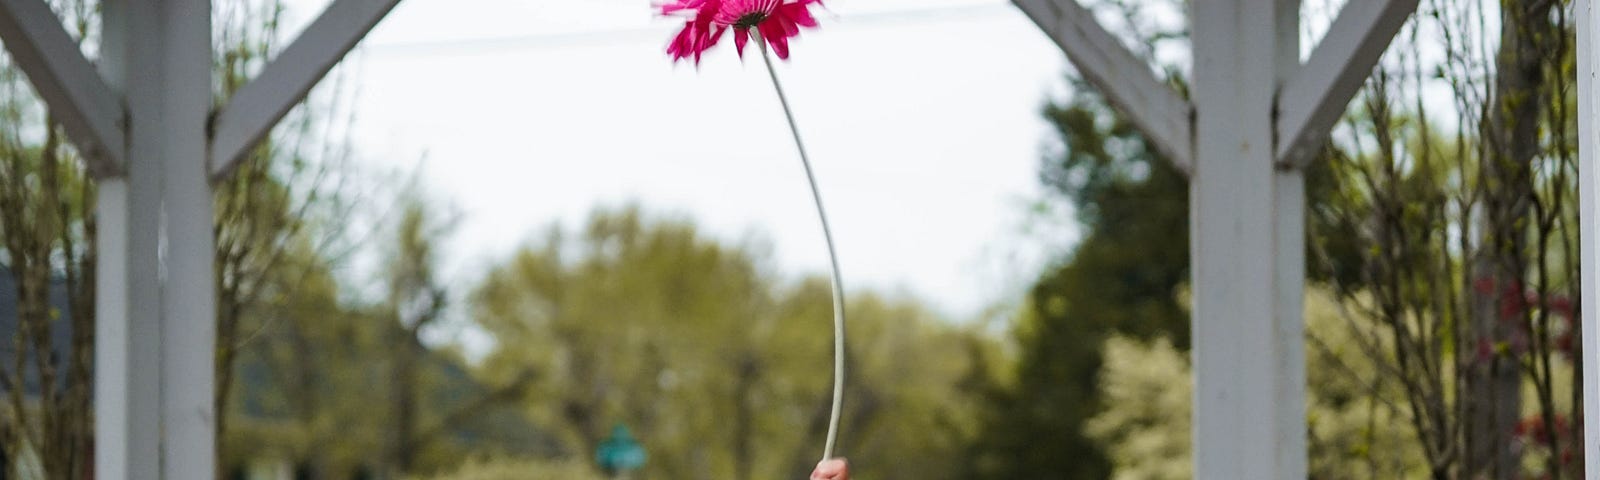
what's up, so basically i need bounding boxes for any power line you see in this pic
[362,2,1014,57]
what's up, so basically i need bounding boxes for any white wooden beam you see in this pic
[90,1,157,477]
[93,177,157,480]
[1190,0,1305,478]
[209,0,400,182]
[1014,0,1194,172]
[1578,0,1599,475]
[95,1,216,478]
[1275,0,1417,167]
[156,1,217,476]
[0,0,125,176]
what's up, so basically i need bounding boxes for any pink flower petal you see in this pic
[759,21,789,59]
[734,27,750,58]
[659,0,818,63]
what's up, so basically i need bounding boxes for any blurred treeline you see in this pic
[0,2,996,480]
[0,1,1585,480]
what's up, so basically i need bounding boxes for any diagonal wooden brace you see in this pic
[1275,0,1418,167]
[1014,0,1194,173]
[209,0,401,182]
[0,0,126,176]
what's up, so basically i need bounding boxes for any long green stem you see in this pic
[756,34,846,462]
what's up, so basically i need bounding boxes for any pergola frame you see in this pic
[0,1,398,478]
[0,0,1590,478]
[1017,0,1415,476]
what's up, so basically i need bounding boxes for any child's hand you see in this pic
[810,458,849,480]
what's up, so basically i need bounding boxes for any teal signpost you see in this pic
[596,424,646,478]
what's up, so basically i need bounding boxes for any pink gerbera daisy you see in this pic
[660,0,822,64]
[655,0,847,467]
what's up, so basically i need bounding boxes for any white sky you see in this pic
[277,0,1079,320]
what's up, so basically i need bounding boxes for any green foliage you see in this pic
[1038,94,1192,344]
[414,457,606,480]
[223,258,393,477]
[835,291,995,480]
[1083,291,1430,479]
[1082,335,1188,480]
[966,302,1111,480]
[222,197,550,479]
[1302,292,1429,479]
[1301,4,1583,476]
[967,84,1187,479]
[472,205,991,479]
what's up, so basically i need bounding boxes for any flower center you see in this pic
[734,12,767,28]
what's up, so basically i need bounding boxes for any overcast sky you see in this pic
[275,0,1079,322]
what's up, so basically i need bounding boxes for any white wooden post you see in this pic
[1189,0,1305,478]
[90,2,154,477]
[153,1,218,477]
[92,177,153,479]
[96,2,216,478]
[1578,0,1599,474]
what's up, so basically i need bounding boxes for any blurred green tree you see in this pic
[1083,291,1431,479]
[211,0,372,465]
[418,457,606,480]
[471,206,991,480]
[222,194,552,480]
[964,81,1187,479]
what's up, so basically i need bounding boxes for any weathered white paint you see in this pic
[1578,0,1598,475]
[1013,0,1194,172]
[1275,0,1418,167]
[91,1,163,478]
[0,0,125,175]
[209,0,402,181]
[95,1,219,478]
[93,177,154,480]
[1189,0,1304,478]
[153,1,217,477]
